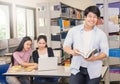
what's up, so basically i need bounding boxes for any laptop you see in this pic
[38,57,58,71]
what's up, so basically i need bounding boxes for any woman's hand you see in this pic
[31,63,38,69]
[33,63,38,69]
[26,63,38,70]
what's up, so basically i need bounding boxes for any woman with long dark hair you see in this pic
[32,35,54,62]
[32,35,58,83]
[6,36,37,84]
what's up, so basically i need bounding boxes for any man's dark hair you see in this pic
[84,6,100,18]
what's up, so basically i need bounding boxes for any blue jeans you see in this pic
[33,77,59,83]
[69,67,101,84]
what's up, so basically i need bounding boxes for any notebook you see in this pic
[38,57,58,71]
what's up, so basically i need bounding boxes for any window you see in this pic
[16,7,26,37]
[16,6,35,38]
[0,4,10,39]
[26,9,35,36]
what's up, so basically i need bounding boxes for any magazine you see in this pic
[75,49,98,58]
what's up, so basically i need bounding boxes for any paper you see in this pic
[75,49,98,58]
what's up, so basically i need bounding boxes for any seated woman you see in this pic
[6,36,38,84]
[32,35,59,83]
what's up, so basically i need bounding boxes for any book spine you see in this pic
[58,18,63,31]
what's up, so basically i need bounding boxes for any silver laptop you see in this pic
[38,57,58,71]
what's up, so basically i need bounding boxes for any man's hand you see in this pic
[85,53,107,61]
[70,49,80,56]
[85,55,97,61]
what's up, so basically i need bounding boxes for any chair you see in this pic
[0,64,9,84]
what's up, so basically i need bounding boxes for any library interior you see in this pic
[0,0,120,84]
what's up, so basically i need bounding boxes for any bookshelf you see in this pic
[50,2,84,42]
[96,2,120,84]
[108,15,120,82]
[50,2,84,62]
[50,2,84,32]
[37,2,84,63]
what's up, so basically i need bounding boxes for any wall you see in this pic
[93,0,120,4]
[0,0,95,38]
[0,0,95,9]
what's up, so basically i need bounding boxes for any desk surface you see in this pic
[4,66,70,77]
[3,66,107,78]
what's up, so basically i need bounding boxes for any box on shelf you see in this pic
[110,67,120,74]
[109,48,120,57]
[109,35,120,48]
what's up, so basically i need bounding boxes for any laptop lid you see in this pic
[38,57,58,71]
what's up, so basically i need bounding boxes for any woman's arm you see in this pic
[20,62,37,67]
[13,52,38,68]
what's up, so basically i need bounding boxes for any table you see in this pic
[3,66,108,84]
[3,66,70,84]
[3,66,70,77]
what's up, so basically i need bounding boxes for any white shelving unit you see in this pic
[95,0,120,84]
[109,57,120,81]
[37,2,84,64]
[50,2,84,63]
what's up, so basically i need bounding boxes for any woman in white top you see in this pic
[32,35,58,83]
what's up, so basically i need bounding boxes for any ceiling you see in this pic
[93,0,120,4]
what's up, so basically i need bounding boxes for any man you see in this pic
[63,6,109,84]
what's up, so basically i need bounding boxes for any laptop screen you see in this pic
[38,57,58,71]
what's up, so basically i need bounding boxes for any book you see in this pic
[63,20,70,28]
[75,49,98,58]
